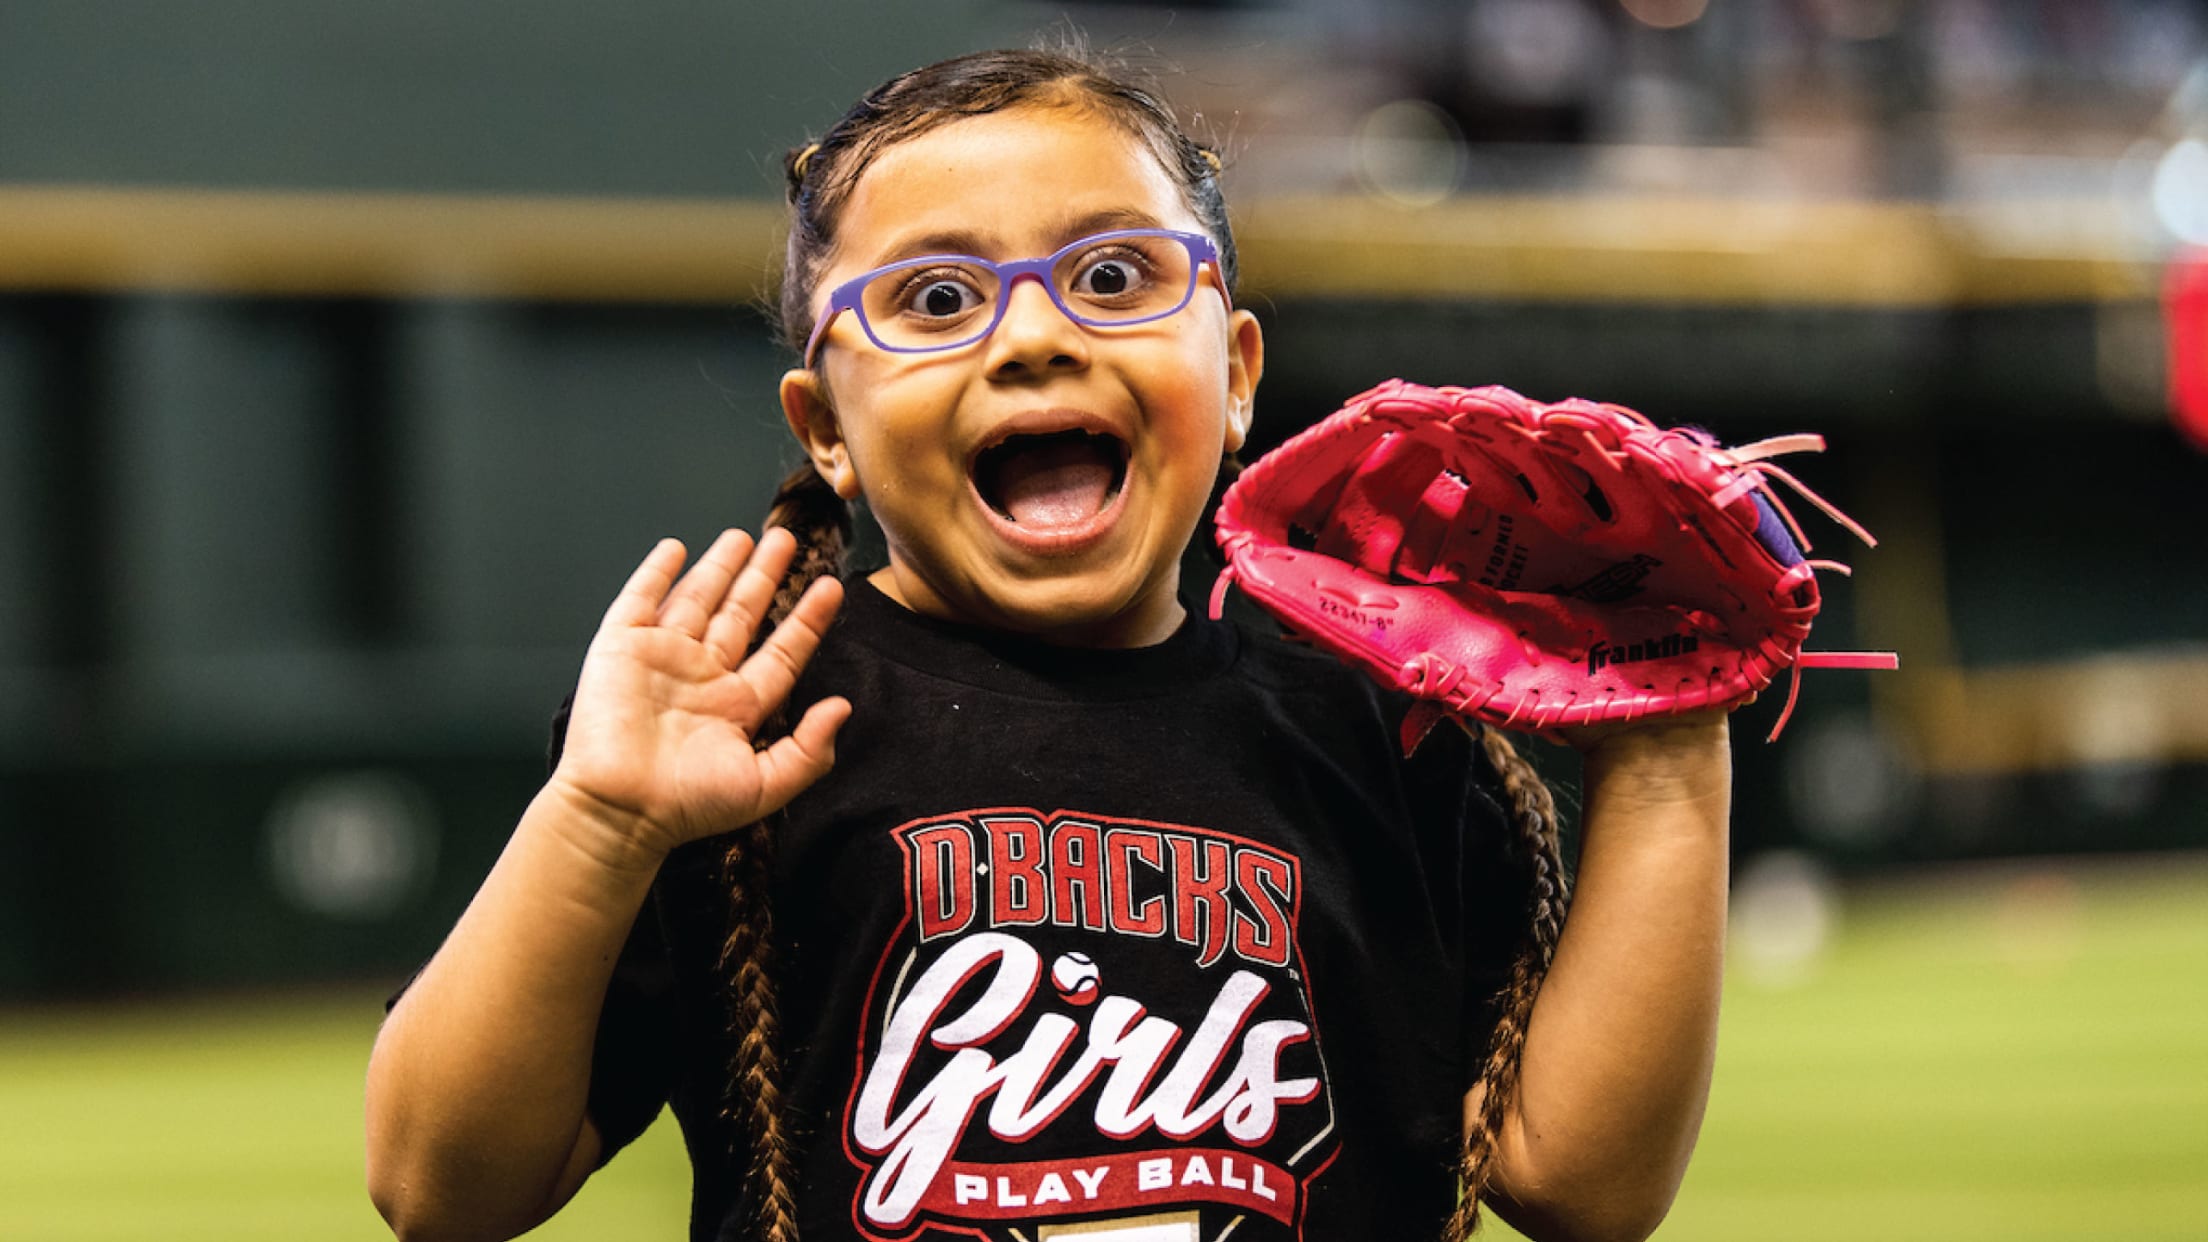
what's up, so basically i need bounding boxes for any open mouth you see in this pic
[972,429,1130,530]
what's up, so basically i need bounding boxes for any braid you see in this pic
[762,462,853,627]
[1443,726,1571,1240]
[718,822,796,1242]
[717,461,851,1242]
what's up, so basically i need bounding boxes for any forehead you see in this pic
[828,105,1200,269]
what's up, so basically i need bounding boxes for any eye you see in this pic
[899,275,985,320]
[1069,248,1156,301]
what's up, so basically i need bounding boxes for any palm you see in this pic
[549,529,849,855]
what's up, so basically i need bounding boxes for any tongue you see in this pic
[996,440,1117,527]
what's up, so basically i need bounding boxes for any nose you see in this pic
[982,271,1090,380]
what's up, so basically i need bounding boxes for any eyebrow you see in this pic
[870,208,1171,266]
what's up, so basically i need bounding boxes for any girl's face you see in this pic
[781,104,1264,647]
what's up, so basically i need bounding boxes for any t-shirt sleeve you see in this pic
[585,889,683,1161]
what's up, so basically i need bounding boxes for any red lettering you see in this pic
[904,814,1304,970]
[1233,849,1296,968]
[910,822,977,940]
[982,815,1047,927]
[1169,836,1233,968]
[1106,829,1166,936]
[1048,820,1106,932]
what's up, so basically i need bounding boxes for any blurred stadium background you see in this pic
[1,1,2204,1238]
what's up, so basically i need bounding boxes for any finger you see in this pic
[733,574,844,713]
[656,528,754,639]
[731,526,802,626]
[749,695,852,814]
[601,538,688,629]
[704,527,804,665]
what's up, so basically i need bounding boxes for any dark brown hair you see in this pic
[725,43,1569,1242]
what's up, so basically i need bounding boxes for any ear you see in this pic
[1222,308,1265,454]
[780,368,861,500]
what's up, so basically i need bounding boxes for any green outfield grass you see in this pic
[2,854,2204,1242]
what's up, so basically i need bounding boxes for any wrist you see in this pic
[532,777,676,880]
[1575,712,1732,810]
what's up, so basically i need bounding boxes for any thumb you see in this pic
[748,696,852,816]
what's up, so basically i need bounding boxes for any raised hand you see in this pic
[545,527,851,864]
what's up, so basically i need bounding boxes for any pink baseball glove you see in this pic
[1211,379,1895,749]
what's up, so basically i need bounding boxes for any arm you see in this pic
[364,785,652,1242]
[365,529,849,1242]
[1478,711,1731,1242]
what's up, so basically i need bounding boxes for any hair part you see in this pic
[775,44,1236,357]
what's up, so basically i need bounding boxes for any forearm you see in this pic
[1489,716,1730,1241]
[365,782,664,1240]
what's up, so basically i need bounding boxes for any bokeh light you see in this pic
[1731,851,1840,988]
[264,771,438,921]
[1355,99,1467,206]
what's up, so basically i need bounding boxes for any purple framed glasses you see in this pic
[802,228,1225,367]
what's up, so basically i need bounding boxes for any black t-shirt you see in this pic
[569,579,1528,1241]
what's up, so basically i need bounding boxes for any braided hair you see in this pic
[715,463,848,1242]
[1445,727,1571,1238]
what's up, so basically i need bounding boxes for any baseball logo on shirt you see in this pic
[1051,952,1101,1005]
[844,807,1336,1242]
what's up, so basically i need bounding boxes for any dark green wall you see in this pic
[0,0,1016,194]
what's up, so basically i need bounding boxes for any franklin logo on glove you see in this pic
[1586,634,1700,677]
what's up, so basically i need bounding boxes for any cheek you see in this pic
[1149,340,1236,444]
[1172,310,1239,395]
[827,369,964,492]
[850,435,965,514]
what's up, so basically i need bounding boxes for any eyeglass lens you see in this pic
[856,233,1198,352]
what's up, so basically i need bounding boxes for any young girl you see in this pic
[366,46,1730,1242]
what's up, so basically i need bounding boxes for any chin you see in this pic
[977,574,1179,647]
